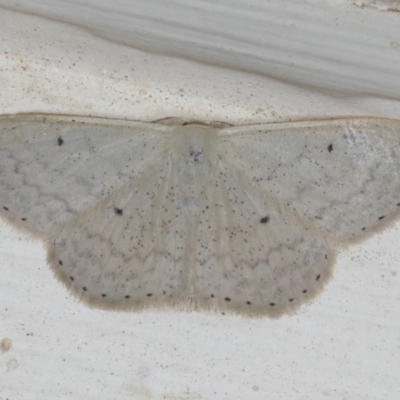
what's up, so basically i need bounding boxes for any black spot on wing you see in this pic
[260,216,270,224]
[57,136,64,146]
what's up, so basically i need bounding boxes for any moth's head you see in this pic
[152,116,231,129]
[182,120,231,129]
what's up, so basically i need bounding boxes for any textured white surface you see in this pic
[0,1,400,399]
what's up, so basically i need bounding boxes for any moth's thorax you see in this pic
[173,124,218,215]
